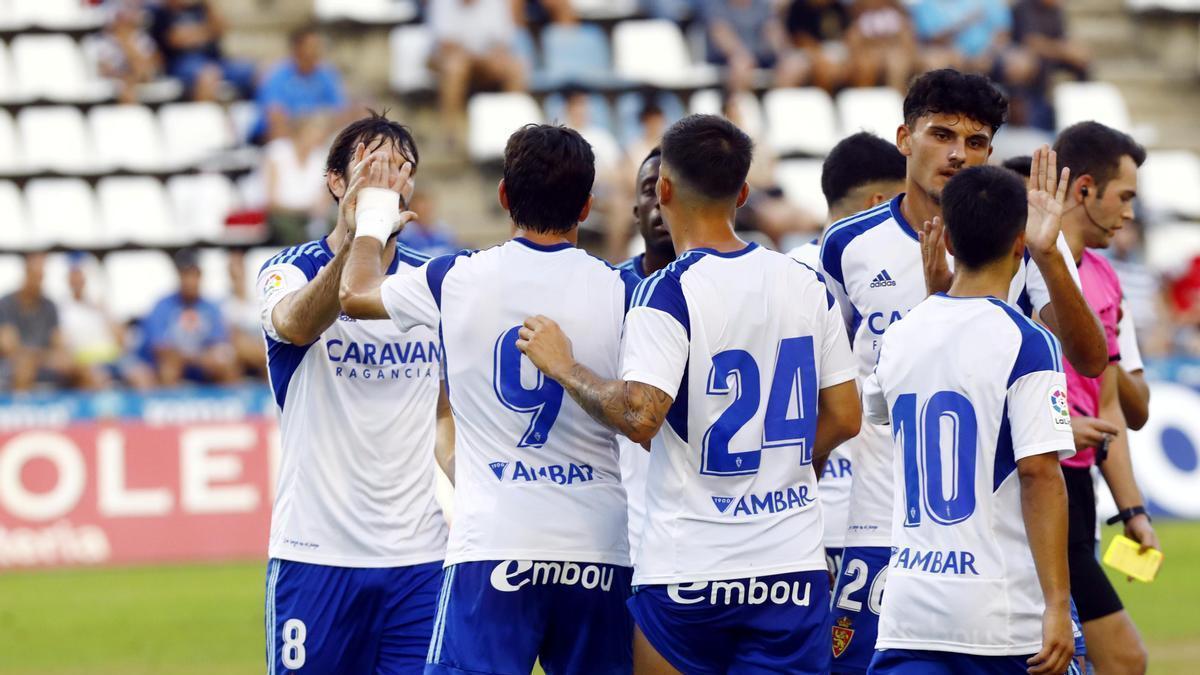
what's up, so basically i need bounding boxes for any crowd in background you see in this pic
[1,0,1198,392]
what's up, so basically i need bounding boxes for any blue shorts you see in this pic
[868,648,1084,674]
[831,546,890,674]
[628,569,831,675]
[265,558,443,675]
[425,560,633,675]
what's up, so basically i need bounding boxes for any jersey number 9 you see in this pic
[493,326,565,448]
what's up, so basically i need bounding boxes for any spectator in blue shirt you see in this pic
[911,0,1012,72]
[254,24,348,143]
[140,249,239,386]
[149,0,257,101]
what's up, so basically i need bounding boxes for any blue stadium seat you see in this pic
[543,92,614,133]
[537,24,618,91]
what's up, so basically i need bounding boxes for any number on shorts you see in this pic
[281,618,307,669]
[835,560,887,615]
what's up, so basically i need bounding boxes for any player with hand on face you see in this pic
[518,114,862,675]
[863,158,1079,675]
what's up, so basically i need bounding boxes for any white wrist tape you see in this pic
[355,188,400,244]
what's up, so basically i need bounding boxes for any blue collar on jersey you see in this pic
[687,242,759,258]
[934,291,1003,301]
[513,237,573,252]
[319,235,403,274]
[889,194,920,243]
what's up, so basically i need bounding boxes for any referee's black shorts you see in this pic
[1063,465,1124,622]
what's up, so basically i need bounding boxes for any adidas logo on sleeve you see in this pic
[869,270,897,288]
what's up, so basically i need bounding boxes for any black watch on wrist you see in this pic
[1106,505,1151,526]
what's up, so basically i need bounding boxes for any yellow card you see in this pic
[1102,534,1163,582]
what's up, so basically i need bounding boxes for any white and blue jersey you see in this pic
[616,253,652,560]
[258,238,448,568]
[863,294,1075,655]
[620,243,858,586]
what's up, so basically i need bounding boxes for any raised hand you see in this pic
[920,216,953,296]
[1026,145,1071,258]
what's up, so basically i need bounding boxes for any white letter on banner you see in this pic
[0,432,86,522]
[180,425,260,514]
[97,428,173,518]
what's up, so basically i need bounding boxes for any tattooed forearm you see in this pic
[558,362,672,444]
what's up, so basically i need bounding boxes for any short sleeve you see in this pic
[1023,234,1081,315]
[257,262,311,344]
[620,306,688,400]
[818,284,857,388]
[1007,369,1075,461]
[1117,301,1143,372]
[862,371,889,426]
[380,264,441,333]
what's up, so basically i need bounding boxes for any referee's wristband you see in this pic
[354,187,400,245]
[1106,505,1151,526]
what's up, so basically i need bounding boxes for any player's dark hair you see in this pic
[1001,155,1032,178]
[820,132,906,208]
[903,69,1008,135]
[503,124,595,234]
[325,110,419,203]
[1053,121,1146,197]
[941,166,1027,269]
[660,114,753,201]
[640,146,661,168]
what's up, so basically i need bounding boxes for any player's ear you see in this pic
[577,195,593,225]
[1013,229,1027,259]
[735,182,750,208]
[497,179,509,212]
[943,229,957,258]
[657,175,672,206]
[896,124,912,157]
[327,171,346,201]
[1072,175,1092,204]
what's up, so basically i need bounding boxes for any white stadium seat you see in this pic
[246,246,283,284]
[97,177,182,247]
[314,0,418,23]
[763,88,838,157]
[0,253,22,296]
[168,174,240,243]
[0,108,21,172]
[570,0,638,20]
[198,247,232,301]
[775,159,828,221]
[467,92,544,162]
[0,180,31,250]
[24,178,106,248]
[389,25,436,93]
[10,0,105,29]
[89,105,168,172]
[836,87,904,139]
[612,20,719,89]
[0,40,27,104]
[1139,151,1200,220]
[42,251,105,305]
[690,89,764,144]
[16,105,99,173]
[103,250,178,322]
[1146,221,1200,275]
[159,102,235,166]
[1053,81,1131,133]
[10,34,112,102]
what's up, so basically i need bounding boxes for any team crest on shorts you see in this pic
[832,615,855,657]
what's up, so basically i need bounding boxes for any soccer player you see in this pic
[260,113,453,673]
[819,69,1106,675]
[1053,121,1158,674]
[787,131,906,580]
[616,146,674,558]
[862,161,1077,675]
[517,114,863,674]
[339,124,636,675]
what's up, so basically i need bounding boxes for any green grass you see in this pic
[0,523,1197,674]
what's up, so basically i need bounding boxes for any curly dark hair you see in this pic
[324,109,419,203]
[903,69,1008,134]
[503,124,596,234]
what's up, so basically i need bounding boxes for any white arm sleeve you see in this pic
[257,263,311,344]
[1117,300,1143,372]
[1007,370,1076,461]
[620,306,689,400]
[819,288,858,389]
[380,264,441,333]
[862,371,889,426]
[1024,233,1082,314]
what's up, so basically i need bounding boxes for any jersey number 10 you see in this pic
[892,391,979,527]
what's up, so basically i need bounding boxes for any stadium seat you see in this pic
[16,106,100,173]
[88,105,169,172]
[314,0,418,24]
[616,90,685,147]
[1139,151,1200,220]
[762,88,837,157]
[836,87,904,139]
[168,174,240,243]
[538,24,616,90]
[0,180,31,250]
[24,178,107,248]
[103,250,178,321]
[0,254,22,296]
[10,34,112,102]
[691,89,765,143]
[10,0,105,30]
[97,177,182,247]
[467,92,544,162]
[775,159,828,221]
[227,100,260,146]
[1053,81,1131,133]
[570,0,639,19]
[543,92,614,132]
[0,40,27,104]
[1146,221,1200,274]
[0,108,22,173]
[612,20,719,89]
[198,247,232,300]
[246,246,283,283]
[388,25,436,93]
[159,102,236,166]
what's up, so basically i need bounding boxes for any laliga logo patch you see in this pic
[832,616,855,658]
[1049,386,1071,431]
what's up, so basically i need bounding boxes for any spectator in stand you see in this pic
[149,0,256,102]
[428,0,527,151]
[785,0,850,92]
[1013,0,1090,81]
[844,0,919,91]
[911,0,1012,73]
[254,24,348,143]
[92,1,162,104]
[1167,253,1200,356]
[703,0,808,91]
[139,248,239,386]
[399,192,461,257]
[0,252,70,392]
[58,255,156,391]
[624,100,668,191]
[561,85,627,260]
[1107,219,1171,357]
[264,114,333,245]
[221,251,267,379]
